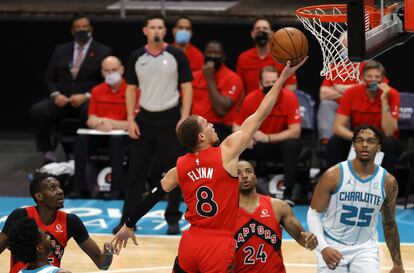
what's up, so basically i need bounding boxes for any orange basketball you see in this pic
[270,27,308,66]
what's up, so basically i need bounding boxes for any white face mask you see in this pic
[105,71,122,87]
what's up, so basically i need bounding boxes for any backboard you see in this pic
[347,0,414,61]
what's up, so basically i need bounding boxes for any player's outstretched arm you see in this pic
[79,239,114,270]
[112,168,180,254]
[382,174,405,273]
[307,165,343,270]
[221,58,307,159]
[271,198,317,250]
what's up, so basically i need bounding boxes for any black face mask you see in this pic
[74,30,91,44]
[254,31,269,46]
[205,56,223,70]
[262,85,272,94]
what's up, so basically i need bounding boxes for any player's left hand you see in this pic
[111,224,138,255]
[301,231,318,250]
[389,265,405,273]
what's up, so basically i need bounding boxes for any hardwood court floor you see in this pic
[1,234,413,273]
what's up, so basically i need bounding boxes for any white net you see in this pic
[297,6,361,82]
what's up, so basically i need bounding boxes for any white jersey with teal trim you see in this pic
[322,160,386,246]
[18,264,60,273]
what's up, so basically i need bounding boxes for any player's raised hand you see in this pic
[321,246,343,270]
[279,57,308,81]
[301,231,318,250]
[111,224,138,255]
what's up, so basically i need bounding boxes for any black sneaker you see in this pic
[166,222,180,235]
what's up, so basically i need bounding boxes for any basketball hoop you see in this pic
[296,3,401,82]
[296,4,360,82]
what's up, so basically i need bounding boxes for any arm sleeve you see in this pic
[88,87,98,116]
[67,214,89,244]
[125,183,167,228]
[336,88,353,116]
[125,50,142,86]
[287,93,302,125]
[1,208,27,235]
[388,89,400,119]
[173,48,193,84]
[307,207,329,252]
[221,74,244,104]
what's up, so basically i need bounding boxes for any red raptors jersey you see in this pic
[176,146,239,231]
[9,206,68,273]
[234,195,285,273]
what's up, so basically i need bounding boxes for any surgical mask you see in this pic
[205,56,222,70]
[262,85,272,94]
[105,71,122,87]
[74,30,91,44]
[367,81,378,92]
[154,36,161,42]
[254,31,269,46]
[175,30,191,45]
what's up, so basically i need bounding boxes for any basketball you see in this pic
[270,27,308,66]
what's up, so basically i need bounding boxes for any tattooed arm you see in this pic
[382,173,404,273]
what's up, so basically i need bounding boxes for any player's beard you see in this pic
[240,186,254,195]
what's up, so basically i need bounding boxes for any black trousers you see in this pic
[240,139,302,190]
[30,98,88,152]
[74,134,128,194]
[120,106,183,225]
[327,135,401,174]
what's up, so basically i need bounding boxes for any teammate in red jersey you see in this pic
[234,160,318,273]
[112,57,308,272]
[0,173,113,273]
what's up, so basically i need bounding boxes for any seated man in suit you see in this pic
[71,56,131,199]
[30,13,112,165]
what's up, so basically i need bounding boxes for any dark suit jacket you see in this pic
[45,40,112,96]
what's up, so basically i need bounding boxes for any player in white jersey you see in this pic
[307,125,404,273]
[7,218,72,273]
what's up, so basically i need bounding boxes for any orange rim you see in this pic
[296,3,399,23]
[296,4,347,23]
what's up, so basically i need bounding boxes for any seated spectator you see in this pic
[327,60,401,174]
[234,66,302,206]
[172,16,204,72]
[317,33,388,145]
[236,16,297,94]
[30,13,111,165]
[71,56,131,199]
[7,218,72,273]
[191,40,243,141]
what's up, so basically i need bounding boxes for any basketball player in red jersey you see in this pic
[0,173,113,273]
[235,160,318,273]
[112,57,308,272]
